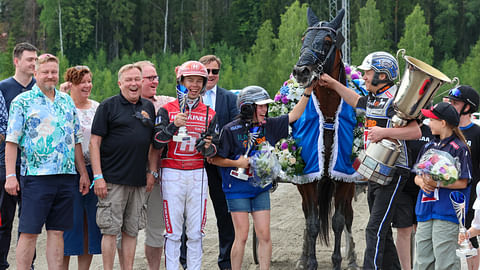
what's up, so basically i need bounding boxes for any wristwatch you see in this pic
[147,170,159,178]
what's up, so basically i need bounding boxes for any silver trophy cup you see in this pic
[230,128,259,181]
[450,191,477,261]
[392,49,459,127]
[173,85,191,142]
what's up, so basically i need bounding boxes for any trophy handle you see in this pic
[396,49,406,81]
[451,76,460,87]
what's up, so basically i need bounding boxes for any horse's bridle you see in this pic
[301,22,344,76]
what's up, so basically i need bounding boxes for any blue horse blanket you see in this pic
[291,93,362,183]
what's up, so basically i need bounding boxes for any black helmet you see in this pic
[237,86,273,122]
[237,86,274,110]
[448,85,479,114]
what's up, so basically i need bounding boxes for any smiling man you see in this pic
[90,64,157,270]
[4,53,88,270]
[153,60,218,270]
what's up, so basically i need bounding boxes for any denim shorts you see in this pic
[226,191,270,213]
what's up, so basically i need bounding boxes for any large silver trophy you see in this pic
[356,49,458,185]
[230,126,260,181]
[173,84,191,142]
[392,49,459,127]
[450,191,477,269]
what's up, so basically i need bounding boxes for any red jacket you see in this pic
[155,100,217,170]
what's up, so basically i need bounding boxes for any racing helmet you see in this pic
[175,61,208,93]
[237,86,274,121]
[358,51,399,84]
[448,85,480,114]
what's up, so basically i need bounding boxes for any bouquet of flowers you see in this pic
[269,74,305,117]
[249,142,281,188]
[414,149,460,186]
[345,64,367,160]
[273,137,306,178]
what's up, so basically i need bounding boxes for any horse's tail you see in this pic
[317,176,335,246]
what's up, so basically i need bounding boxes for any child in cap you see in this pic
[414,102,473,270]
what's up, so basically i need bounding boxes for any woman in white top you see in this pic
[60,66,101,270]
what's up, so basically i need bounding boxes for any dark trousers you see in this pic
[180,163,234,269]
[0,180,17,270]
[363,174,405,270]
[206,163,234,269]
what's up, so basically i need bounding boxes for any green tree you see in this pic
[351,0,389,65]
[274,0,307,93]
[460,38,480,91]
[246,20,276,93]
[431,0,458,62]
[397,4,433,65]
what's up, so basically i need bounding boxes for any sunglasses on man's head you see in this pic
[37,53,58,64]
[449,88,461,98]
[143,75,159,82]
[74,65,90,71]
[207,69,220,75]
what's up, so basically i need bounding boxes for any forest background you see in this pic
[0,0,479,101]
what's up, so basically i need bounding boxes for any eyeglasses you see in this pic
[133,111,153,127]
[143,75,159,82]
[449,88,461,98]
[207,69,220,75]
[74,65,90,71]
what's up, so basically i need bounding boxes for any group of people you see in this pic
[1,41,480,270]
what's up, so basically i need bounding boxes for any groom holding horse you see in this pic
[320,51,421,270]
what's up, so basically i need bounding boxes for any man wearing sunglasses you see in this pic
[447,85,480,270]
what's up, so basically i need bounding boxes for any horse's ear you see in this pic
[307,8,320,27]
[330,9,345,30]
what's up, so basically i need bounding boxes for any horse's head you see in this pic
[293,8,345,88]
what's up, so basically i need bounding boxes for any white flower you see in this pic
[289,157,296,165]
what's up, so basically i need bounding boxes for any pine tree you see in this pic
[351,0,389,65]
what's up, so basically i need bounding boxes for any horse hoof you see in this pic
[295,259,318,270]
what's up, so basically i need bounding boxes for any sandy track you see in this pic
[8,183,370,269]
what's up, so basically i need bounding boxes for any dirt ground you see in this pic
[8,183,371,269]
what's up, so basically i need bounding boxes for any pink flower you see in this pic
[291,145,297,151]
[351,73,359,80]
[281,142,288,150]
[274,94,282,102]
[281,96,289,104]
[345,65,352,75]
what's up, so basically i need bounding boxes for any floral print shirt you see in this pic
[0,92,7,136]
[6,84,82,176]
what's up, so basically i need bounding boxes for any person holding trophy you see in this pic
[153,60,218,270]
[413,102,472,270]
[319,51,421,269]
[209,85,312,270]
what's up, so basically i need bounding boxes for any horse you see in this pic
[291,8,360,270]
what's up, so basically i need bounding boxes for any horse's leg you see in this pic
[343,183,359,270]
[332,182,358,270]
[296,182,319,270]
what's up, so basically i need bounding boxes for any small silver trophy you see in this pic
[450,191,477,266]
[230,127,260,181]
[173,85,191,142]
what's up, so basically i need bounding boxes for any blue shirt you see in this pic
[0,77,36,168]
[218,115,289,199]
[415,135,472,224]
[6,84,82,176]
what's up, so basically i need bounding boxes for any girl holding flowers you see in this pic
[209,85,312,270]
[414,102,472,270]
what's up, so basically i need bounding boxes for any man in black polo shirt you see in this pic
[0,42,38,270]
[90,64,157,270]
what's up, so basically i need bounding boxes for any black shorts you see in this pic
[392,190,417,228]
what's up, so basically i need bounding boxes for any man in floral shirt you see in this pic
[4,53,88,270]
